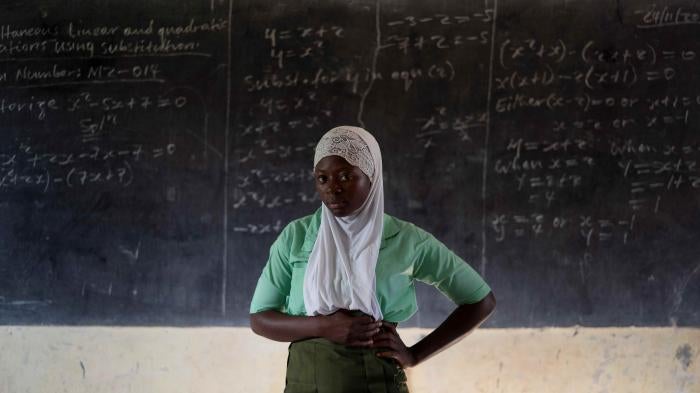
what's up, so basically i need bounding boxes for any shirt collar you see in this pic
[301,207,399,253]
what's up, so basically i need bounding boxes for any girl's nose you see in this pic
[326,180,342,194]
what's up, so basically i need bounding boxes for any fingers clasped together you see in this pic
[322,309,382,347]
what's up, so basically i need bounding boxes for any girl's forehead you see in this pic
[314,155,356,171]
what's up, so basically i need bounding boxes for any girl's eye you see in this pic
[317,175,327,183]
[339,173,350,181]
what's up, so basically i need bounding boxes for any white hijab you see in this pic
[303,126,384,321]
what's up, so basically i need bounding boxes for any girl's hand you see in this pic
[372,321,417,368]
[319,309,382,347]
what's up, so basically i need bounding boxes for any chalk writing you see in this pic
[635,4,700,29]
[0,18,227,58]
[383,32,490,54]
[232,219,284,235]
[0,92,189,132]
[490,4,700,258]
[231,190,319,211]
[385,11,494,27]
[491,213,637,247]
[0,143,176,192]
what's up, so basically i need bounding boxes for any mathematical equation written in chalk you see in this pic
[0,143,176,192]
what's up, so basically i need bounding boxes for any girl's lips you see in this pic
[328,201,347,209]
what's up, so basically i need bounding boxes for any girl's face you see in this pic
[314,155,371,217]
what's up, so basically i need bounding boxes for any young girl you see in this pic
[250,126,496,392]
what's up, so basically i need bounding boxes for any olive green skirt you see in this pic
[284,338,409,393]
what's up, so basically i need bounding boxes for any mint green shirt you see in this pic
[250,209,491,322]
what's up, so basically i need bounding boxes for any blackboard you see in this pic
[1,0,698,327]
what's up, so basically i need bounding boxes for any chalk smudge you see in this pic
[675,344,693,371]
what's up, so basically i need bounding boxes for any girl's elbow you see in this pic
[249,313,264,336]
[481,291,497,316]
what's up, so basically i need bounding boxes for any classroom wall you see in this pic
[1,326,697,393]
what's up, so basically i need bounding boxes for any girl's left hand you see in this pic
[372,321,417,369]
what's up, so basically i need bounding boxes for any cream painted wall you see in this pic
[0,327,697,393]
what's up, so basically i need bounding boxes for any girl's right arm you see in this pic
[250,309,382,346]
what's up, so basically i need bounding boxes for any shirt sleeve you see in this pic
[249,226,293,314]
[412,230,491,305]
